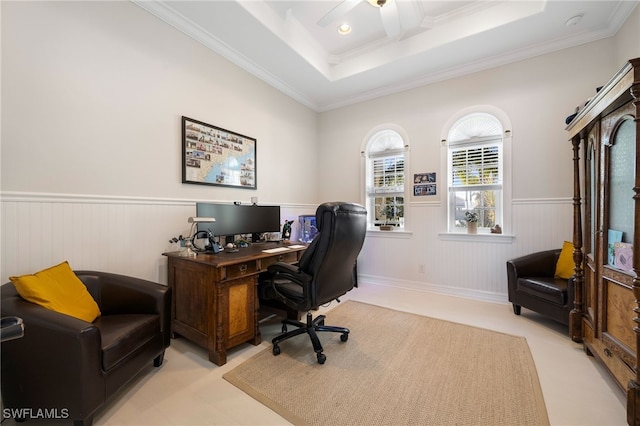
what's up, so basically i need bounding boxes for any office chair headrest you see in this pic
[315,202,367,231]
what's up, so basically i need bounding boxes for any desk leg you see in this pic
[208,281,227,366]
[209,348,226,366]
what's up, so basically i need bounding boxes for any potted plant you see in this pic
[464,211,479,234]
[379,202,398,231]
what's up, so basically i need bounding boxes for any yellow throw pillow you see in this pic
[555,241,575,279]
[9,261,101,322]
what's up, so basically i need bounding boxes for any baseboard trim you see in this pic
[357,274,508,304]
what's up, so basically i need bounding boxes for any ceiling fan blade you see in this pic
[380,1,402,38]
[317,0,362,27]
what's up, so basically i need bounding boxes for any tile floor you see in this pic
[11,283,629,425]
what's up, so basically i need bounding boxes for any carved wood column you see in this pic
[570,134,584,343]
[627,74,640,426]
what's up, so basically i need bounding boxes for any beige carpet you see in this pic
[224,301,549,426]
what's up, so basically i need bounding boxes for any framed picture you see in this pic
[182,116,257,189]
[414,184,436,196]
[414,172,436,196]
[414,172,436,184]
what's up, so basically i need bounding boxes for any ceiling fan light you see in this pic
[338,23,352,35]
[367,0,392,8]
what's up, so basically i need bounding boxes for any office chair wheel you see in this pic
[340,333,349,342]
[281,324,287,333]
[273,344,281,356]
[317,352,326,364]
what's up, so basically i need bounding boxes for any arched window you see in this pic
[446,112,505,233]
[364,129,407,229]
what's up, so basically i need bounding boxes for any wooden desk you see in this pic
[163,243,306,366]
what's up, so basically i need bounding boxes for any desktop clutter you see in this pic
[168,202,317,257]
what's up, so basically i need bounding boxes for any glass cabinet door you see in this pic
[608,117,635,271]
[583,133,599,324]
[586,136,597,257]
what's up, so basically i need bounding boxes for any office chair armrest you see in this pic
[266,262,312,285]
[260,262,312,309]
[266,262,300,275]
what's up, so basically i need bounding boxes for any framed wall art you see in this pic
[182,116,256,189]
[413,172,436,196]
[414,184,436,196]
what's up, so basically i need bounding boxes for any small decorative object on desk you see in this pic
[282,220,293,240]
[180,240,197,257]
[465,211,478,234]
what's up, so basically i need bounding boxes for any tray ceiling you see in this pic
[133,0,639,111]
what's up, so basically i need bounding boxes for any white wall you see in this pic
[1,1,638,301]
[1,1,318,282]
[614,4,640,64]
[1,1,318,202]
[317,7,639,301]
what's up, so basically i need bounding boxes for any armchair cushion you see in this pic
[9,261,101,322]
[555,241,575,279]
[96,314,159,371]
[517,276,570,305]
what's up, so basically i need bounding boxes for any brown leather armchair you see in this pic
[506,249,575,326]
[1,271,171,426]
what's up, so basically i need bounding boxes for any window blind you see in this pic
[450,143,502,188]
[370,155,404,194]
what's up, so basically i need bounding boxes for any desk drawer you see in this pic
[225,261,258,279]
[262,252,299,270]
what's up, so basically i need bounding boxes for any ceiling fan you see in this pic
[317,0,404,39]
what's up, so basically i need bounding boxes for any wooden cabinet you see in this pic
[566,58,640,424]
[164,244,306,366]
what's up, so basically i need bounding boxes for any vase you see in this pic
[467,222,477,234]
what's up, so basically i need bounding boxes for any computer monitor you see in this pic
[195,202,281,244]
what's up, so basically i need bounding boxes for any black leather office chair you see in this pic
[259,202,367,364]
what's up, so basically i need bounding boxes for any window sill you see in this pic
[438,232,514,243]
[367,228,413,238]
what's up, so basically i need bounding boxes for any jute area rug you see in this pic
[224,301,549,426]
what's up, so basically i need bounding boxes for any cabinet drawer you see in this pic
[586,329,634,391]
[598,342,634,391]
[262,252,299,270]
[225,261,258,280]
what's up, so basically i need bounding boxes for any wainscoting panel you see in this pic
[2,194,190,283]
[0,193,314,284]
[1,193,572,303]
[357,198,573,302]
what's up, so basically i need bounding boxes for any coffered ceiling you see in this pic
[133,0,638,111]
